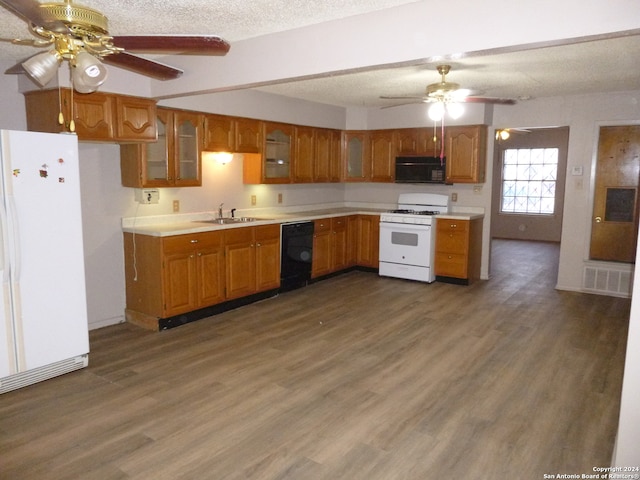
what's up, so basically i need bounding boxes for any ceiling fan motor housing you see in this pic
[39,1,109,37]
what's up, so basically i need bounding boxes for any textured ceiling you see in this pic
[1,0,640,107]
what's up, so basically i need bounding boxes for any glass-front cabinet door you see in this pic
[344,131,370,181]
[264,122,293,183]
[174,111,202,186]
[143,109,171,186]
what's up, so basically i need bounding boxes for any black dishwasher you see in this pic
[280,222,314,292]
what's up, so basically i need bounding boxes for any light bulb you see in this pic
[428,102,445,121]
[446,102,465,119]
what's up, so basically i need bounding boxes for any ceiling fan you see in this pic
[0,0,230,92]
[380,64,516,119]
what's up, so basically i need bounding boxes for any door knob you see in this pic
[595,216,602,223]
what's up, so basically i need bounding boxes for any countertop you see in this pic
[122,207,484,237]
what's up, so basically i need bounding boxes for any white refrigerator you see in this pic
[0,130,89,394]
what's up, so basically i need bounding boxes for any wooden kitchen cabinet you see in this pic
[123,231,225,323]
[435,217,483,284]
[244,122,294,184]
[314,128,342,182]
[120,107,203,187]
[203,114,262,153]
[343,131,370,182]
[162,232,226,317]
[312,218,332,278]
[293,125,315,183]
[355,215,380,268]
[331,217,349,271]
[225,225,280,299]
[24,88,156,142]
[369,129,395,182]
[312,216,353,277]
[445,125,488,184]
[394,128,440,156]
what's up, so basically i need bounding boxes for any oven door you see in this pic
[379,221,434,266]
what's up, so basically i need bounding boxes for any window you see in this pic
[500,148,559,214]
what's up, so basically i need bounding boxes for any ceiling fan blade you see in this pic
[4,58,26,74]
[111,35,230,55]
[0,0,69,33]
[103,52,184,80]
[462,96,516,105]
[380,101,426,109]
[380,95,427,101]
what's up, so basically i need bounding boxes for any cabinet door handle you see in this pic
[450,224,457,228]
[595,216,602,223]
[256,242,262,247]
[191,239,199,243]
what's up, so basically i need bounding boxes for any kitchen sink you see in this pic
[196,217,271,225]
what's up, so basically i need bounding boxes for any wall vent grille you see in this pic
[583,263,633,298]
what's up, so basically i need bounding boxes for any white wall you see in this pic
[614,232,640,464]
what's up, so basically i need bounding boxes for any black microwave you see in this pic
[395,156,446,184]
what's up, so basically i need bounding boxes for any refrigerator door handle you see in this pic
[6,195,20,282]
[0,201,9,283]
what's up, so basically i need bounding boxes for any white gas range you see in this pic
[379,193,450,283]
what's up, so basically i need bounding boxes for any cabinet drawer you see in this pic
[437,219,469,234]
[163,232,222,253]
[224,226,254,245]
[435,252,467,278]
[314,218,331,233]
[255,224,280,241]
[331,217,347,230]
[436,232,468,253]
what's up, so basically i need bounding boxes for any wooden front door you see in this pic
[590,125,640,262]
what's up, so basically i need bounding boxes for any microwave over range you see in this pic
[395,156,446,184]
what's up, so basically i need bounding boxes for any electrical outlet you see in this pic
[277,193,283,204]
[251,195,257,206]
[451,193,458,202]
[173,200,180,212]
[135,188,160,204]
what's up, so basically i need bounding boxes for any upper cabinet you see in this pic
[203,114,262,153]
[293,126,315,183]
[24,88,156,143]
[314,128,342,182]
[445,125,488,184]
[395,128,440,156]
[343,131,370,182]
[244,122,294,184]
[121,107,202,188]
[369,129,395,182]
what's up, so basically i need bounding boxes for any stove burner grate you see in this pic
[387,209,440,215]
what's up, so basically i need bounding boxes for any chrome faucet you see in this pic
[218,203,224,219]
[231,208,236,218]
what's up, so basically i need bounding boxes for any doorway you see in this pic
[491,127,569,241]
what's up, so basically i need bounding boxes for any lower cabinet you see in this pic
[123,224,280,330]
[124,216,380,331]
[225,224,280,299]
[162,232,225,317]
[312,215,379,277]
[434,217,483,284]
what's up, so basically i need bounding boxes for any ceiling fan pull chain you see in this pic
[57,83,64,126]
[68,70,76,133]
[440,118,445,165]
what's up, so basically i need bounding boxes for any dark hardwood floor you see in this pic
[0,240,631,479]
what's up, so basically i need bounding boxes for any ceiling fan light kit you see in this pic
[22,49,61,86]
[2,0,231,92]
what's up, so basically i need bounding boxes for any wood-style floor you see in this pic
[0,240,631,479]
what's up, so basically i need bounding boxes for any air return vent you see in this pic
[583,262,633,298]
